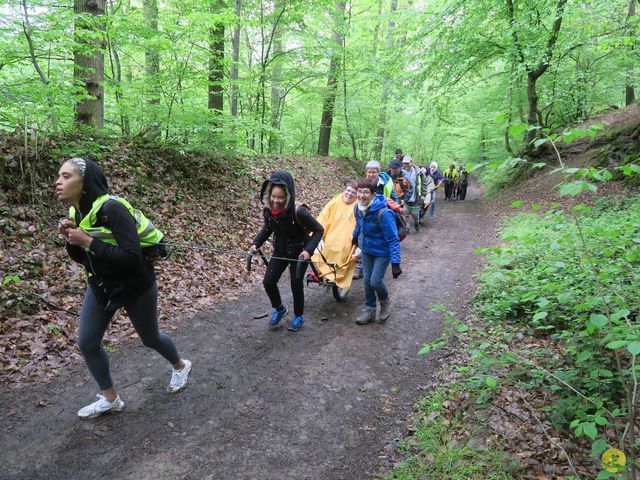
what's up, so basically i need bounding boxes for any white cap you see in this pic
[402,156,412,163]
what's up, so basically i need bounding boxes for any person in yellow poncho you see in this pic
[311,180,359,292]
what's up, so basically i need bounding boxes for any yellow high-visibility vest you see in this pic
[69,194,163,250]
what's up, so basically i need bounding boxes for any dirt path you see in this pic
[0,183,494,480]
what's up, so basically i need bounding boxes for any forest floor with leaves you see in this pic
[1,105,639,479]
[1,143,492,478]
[0,143,360,386]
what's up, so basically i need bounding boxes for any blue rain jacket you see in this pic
[352,194,401,264]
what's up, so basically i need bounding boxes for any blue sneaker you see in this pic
[287,315,304,332]
[270,306,288,326]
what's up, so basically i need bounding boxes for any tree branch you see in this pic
[531,0,568,80]
[20,0,50,84]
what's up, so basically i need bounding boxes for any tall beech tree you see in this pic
[143,0,160,136]
[74,0,105,128]
[506,0,569,146]
[373,0,397,161]
[208,0,225,114]
[317,1,346,156]
[625,0,637,105]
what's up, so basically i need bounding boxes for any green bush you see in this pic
[472,195,640,478]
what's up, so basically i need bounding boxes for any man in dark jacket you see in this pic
[457,165,469,200]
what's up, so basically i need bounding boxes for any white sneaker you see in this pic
[77,394,125,419]
[168,359,192,393]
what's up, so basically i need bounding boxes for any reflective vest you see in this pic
[378,172,394,199]
[69,194,164,250]
[444,169,459,180]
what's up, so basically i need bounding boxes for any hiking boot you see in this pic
[77,394,125,419]
[414,221,421,232]
[379,300,391,323]
[270,305,288,326]
[168,359,192,393]
[356,308,375,325]
[287,315,304,332]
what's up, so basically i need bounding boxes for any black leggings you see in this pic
[78,283,180,390]
[263,254,308,316]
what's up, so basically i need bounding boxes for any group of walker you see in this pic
[249,149,469,330]
[442,162,470,201]
[54,152,467,419]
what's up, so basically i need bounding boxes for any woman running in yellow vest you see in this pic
[55,157,192,419]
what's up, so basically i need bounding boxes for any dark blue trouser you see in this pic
[78,283,180,390]
[361,252,391,309]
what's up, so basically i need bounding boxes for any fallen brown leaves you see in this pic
[1,142,358,388]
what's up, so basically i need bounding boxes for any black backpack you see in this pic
[354,204,407,242]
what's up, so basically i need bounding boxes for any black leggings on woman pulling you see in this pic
[263,255,308,316]
[78,283,180,390]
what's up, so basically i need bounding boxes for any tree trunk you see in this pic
[230,0,241,117]
[316,55,340,156]
[626,85,636,107]
[525,72,539,145]
[371,0,383,59]
[269,1,283,153]
[142,0,160,138]
[373,0,397,161]
[626,0,636,106]
[516,74,525,124]
[504,60,515,155]
[106,0,129,136]
[507,0,568,147]
[208,0,224,114]
[74,0,105,129]
[342,0,357,159]
[317,1,346,156]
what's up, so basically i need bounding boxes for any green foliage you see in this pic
[475,197,640,332]
[385,389,513,480]
[472,194,640,477]
[1,0,638,165]
[2,274,21,286]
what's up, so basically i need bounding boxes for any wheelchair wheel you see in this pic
[332,285,349,302]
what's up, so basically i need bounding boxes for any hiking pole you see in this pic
[246,249,269,272]
[296,254,310,279]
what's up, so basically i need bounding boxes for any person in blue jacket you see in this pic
[352,179,401,325]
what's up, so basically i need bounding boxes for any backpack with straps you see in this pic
[354,202,407,242]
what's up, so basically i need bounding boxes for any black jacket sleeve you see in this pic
[65,243,85,263]
[296,207,324,255]
[251,213,273,249]
[88,200,143,268]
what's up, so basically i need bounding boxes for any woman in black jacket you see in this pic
[249,171,324,331]
[55,157,192,419]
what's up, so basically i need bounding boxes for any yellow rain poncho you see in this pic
[311,193,357,291]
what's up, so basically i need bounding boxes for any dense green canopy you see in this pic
[1,0,637,163]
